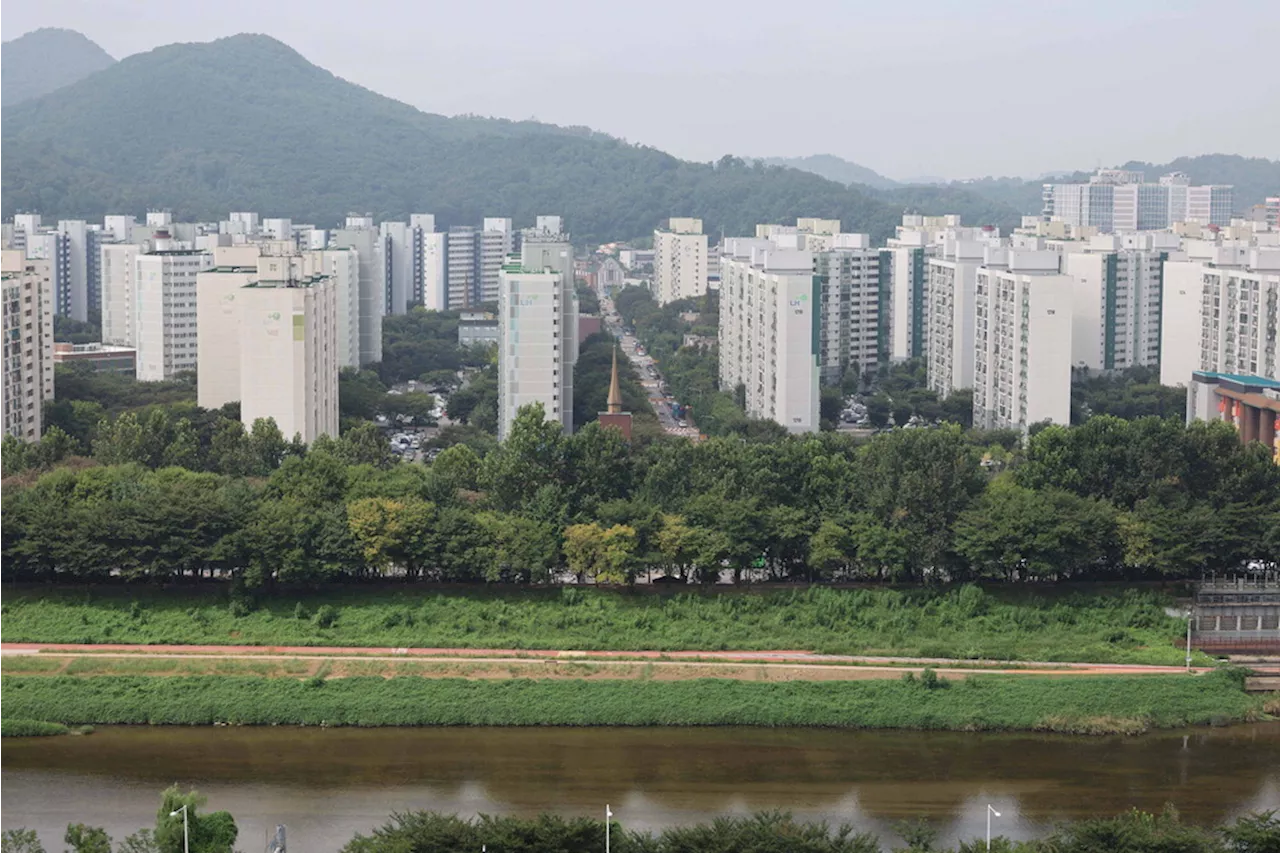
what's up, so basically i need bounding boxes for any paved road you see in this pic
[0,642,1208,675]
[602,296,697,437]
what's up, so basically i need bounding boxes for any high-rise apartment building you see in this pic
[972,251,1074,431]
[238,262,339,443]
[1161,249,1280,386]
[100,243,143,346]
[812,233,883,385]
[134,245,213,381]
[653,218,708,305]
[195,260,259,411]
[1,250,55,442]
[1059,234,1167,371]
[378,220,415,316]
[925,238,989,397]
[305,248,361,368]
[1043,170,1233,232]
[497,248,579,440]
[409,214,441,310]
[60,221,104,319]
[445,226,479,310]
[22,231,71,320]
[103,215,136,244]
[479,218,515,306]
[718,239,819,433]
[331,215,381,365]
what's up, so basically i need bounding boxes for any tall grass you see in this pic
[1,718,70,737]
[0,585,1205,665]
[0,670,1259,733]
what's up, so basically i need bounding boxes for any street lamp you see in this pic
[986,804,1000,851]
[605,805,613,853]
[169,804,189,853]
[1186,608,1194,672]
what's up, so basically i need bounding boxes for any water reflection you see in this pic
[3,725,1278,852]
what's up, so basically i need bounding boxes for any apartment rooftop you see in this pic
[243,273,332,289]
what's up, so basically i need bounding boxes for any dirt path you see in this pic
[0,642,1205,677]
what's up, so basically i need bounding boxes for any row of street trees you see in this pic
[4,405,1277,587]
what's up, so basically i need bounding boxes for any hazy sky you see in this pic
[4,0,1278,180]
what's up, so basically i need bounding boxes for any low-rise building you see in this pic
[458,311,499,348]
[52,342,136,376]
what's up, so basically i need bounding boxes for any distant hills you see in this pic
[1,28,115,106]
[1,33,1019,243]
[2,31,1271,243]
[758,154,900,190]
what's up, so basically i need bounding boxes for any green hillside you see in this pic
[0,33,995,243]
[1,28,116,107]
[759,154,900,189]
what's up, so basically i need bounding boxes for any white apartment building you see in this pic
[2,250,55,441]
[195,262,258,411]
[1043,170,1233,232]
[497,253,578,440]
[305,248,361,369]
[104,215,136,244]
[813,233,883,385]
[1161,249,1280,386]
[1059,234,1167,371]
[479,218,515,305]
[134,247,213,381]
[55,220,104,320]
[331,217,381,365]
[262,218,292,241]
[238,266,339,443]
[409,214,441,310]
[880,215,970,362]
[445,227,479,310]
[972,253,1075,431]
[378,220,415,316]
[653,218,708,305]
[23,231,71,321]
[719,239,819,433]
[925,238,990,397]
[100,243,143,346]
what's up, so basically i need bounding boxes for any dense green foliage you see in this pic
[9,808,1279,853]
[1072,366,1186,423]
[760,154,901,190]
[0,585,1210,664]
[341,809,1280,853]
[1,28,115,107]
[5,406,1278,589]
[0,669,1261,732]
[0,719,69,737]
[572,333,661,437]
[3,35,927,243]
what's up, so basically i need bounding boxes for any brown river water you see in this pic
[3,724,1278,850]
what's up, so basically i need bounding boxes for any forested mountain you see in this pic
[0,34,999,243]
[1,28,115,106]
[759,154,899,189]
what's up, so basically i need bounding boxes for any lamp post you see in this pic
[605,805,613,853]
[986,804,1000,851]
[1186,608,1194,672]
[169,804,189,853]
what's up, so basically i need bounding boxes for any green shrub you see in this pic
[313,605,338,629]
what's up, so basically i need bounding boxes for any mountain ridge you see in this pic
[757,154,900,190]
[1,27,116,106]
[3,33,1025,242]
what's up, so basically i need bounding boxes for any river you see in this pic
[4,724,1278,850]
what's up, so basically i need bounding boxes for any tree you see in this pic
[0,829,45,853]
[809,519,852,579]
[154,787,237,853]
[63,825,112,853]
[481,404,568,511]
[92,411,148,466]
[347,497,410,575]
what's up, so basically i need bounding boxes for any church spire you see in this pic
[607,345,623,414]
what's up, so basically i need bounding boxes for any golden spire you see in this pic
[607,345,623,414]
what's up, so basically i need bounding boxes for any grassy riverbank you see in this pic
[0,719,70,737]
[0,670,1262,734]
[0,585,1208,666]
